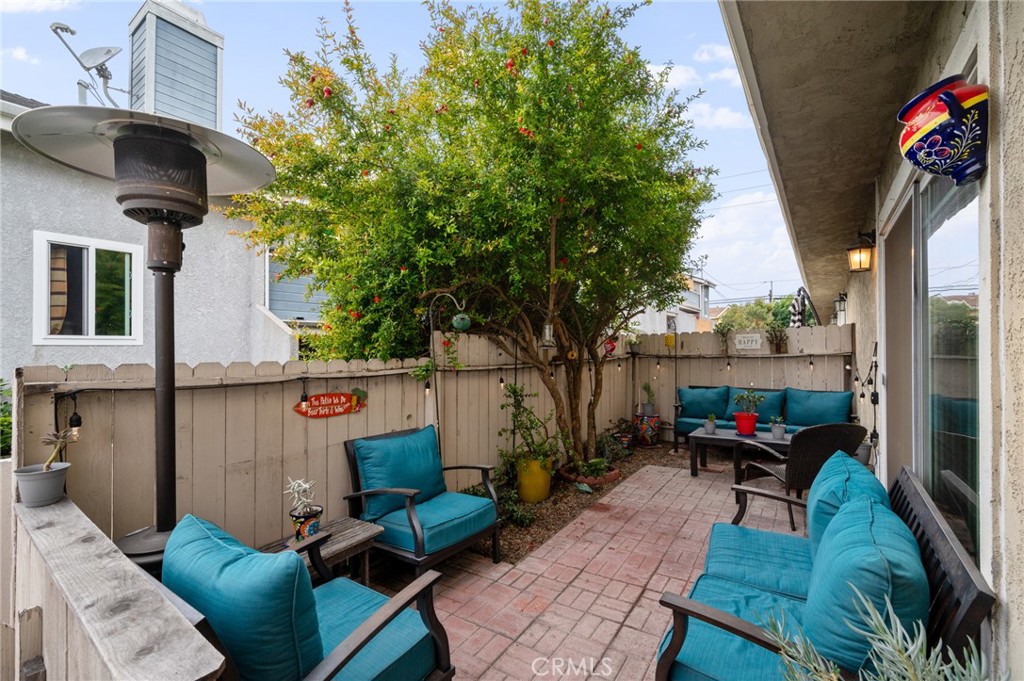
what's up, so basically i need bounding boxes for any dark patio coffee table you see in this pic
[686,426,791,478]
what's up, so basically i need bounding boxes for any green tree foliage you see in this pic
[718,296,794,330]
[228,0,715,458]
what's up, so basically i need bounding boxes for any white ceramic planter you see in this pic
[771,424,786,439]
[703,421,716,434]
[14,462,70,507]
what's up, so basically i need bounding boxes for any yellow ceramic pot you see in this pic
[517,459,552,503]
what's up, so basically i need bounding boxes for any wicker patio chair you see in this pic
[734,423,867,530]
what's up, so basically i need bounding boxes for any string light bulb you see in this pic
[860,391,865,403]
[68,394,82,437]
[617,361,622,372]
[424,379,431,396]
[499,375,505,390]
[726,359,731,371]
[809,358,815,371]
[299,379,308,411]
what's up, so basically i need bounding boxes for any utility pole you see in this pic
[769,281,774,302]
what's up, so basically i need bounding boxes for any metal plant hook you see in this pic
[426,292,467,437]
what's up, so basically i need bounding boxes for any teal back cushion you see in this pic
[677,386,730,419]
[786,387,853,427]
[163,514,323,680]
[806,452,890,558]
[723,386,785,424]
[354,425,448,521]
[804,498,929,672]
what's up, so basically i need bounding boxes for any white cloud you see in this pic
[648,64,702,90]
[1,47,40,64]
[0,0,78,11]
[707,67,742,88]
[688,102,752,129]
[693,43,733,63]
[695,191,800,295]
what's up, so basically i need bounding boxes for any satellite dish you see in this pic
[50,22,126,107]
[78,45,122,71]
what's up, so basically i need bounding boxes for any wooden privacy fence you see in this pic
[12,325,853,549]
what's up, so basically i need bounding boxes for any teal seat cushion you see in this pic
[354,425,448,521]
[314,577,435,681]
[376,491,497,554]
[674,416,706,435]
[163,514,323,680]
[804,498,929,672]
[785,388,853,427]
[658,574,803,681]
[805,452,890,558]
[724,387,785,425]
[677,386,730,420]
[704,524,812,600]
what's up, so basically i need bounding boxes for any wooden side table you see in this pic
[261,515,383,585]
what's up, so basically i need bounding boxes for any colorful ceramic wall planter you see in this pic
[898,74,989,186]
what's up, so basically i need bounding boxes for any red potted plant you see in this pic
[733,388,765,437]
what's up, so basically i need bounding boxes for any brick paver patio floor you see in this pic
[372,452,803,680]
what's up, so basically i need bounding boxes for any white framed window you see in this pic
[32,231,144,345]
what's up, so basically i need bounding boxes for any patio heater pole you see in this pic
[150,222,181,532]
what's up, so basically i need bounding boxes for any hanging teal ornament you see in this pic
[451,313,471,331]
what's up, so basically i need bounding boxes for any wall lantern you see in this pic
[897,74,989,186]
[833,292,848,326]
[847,231,876,273]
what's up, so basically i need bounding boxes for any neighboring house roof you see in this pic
[0,90,46,133]
[707,306,730,320]
[0,90,47,109]
[942,294,979,308]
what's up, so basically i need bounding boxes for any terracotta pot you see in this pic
[289,504,323,541]
[734,412,758,436]
[898,74,989,186]
[556,464,621,486]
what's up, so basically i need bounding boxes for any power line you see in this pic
[706,198,779,211]
[715,168,770,180]
[717,183,774,195]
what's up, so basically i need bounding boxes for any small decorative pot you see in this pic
[14,462,71,508]
[612,432,633,451]
[642,402,656,417]
[898,74,989,186]
[289,504,323,541]
[771,424,786,440]
[704,421,716,434]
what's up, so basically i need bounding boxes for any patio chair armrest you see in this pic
[655,592,781,681]
[280,531,334,582]
[731,484,808,525]
[443,465,498,506]
[733,439,787,463]
[305,570,450,681]
[343,487,419,500]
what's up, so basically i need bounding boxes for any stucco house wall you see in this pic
[866,1,1022,671]
[0,117,293,384]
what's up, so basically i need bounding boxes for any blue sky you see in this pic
[1,0,802,304]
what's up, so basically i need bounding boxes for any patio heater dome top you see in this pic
[11,105,275,199]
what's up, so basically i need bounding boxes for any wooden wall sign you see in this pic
[293,390,368,418]
[734,333,763,351]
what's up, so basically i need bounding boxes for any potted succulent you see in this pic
[733,388,765,436]
[770,415,786,439]
[704,413,717,434]
[641,382,657,417]
[14,428,78,507]
[499,384,561,503]
[284,478,323,541]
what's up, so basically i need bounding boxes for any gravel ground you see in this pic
[472,442,719,564]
